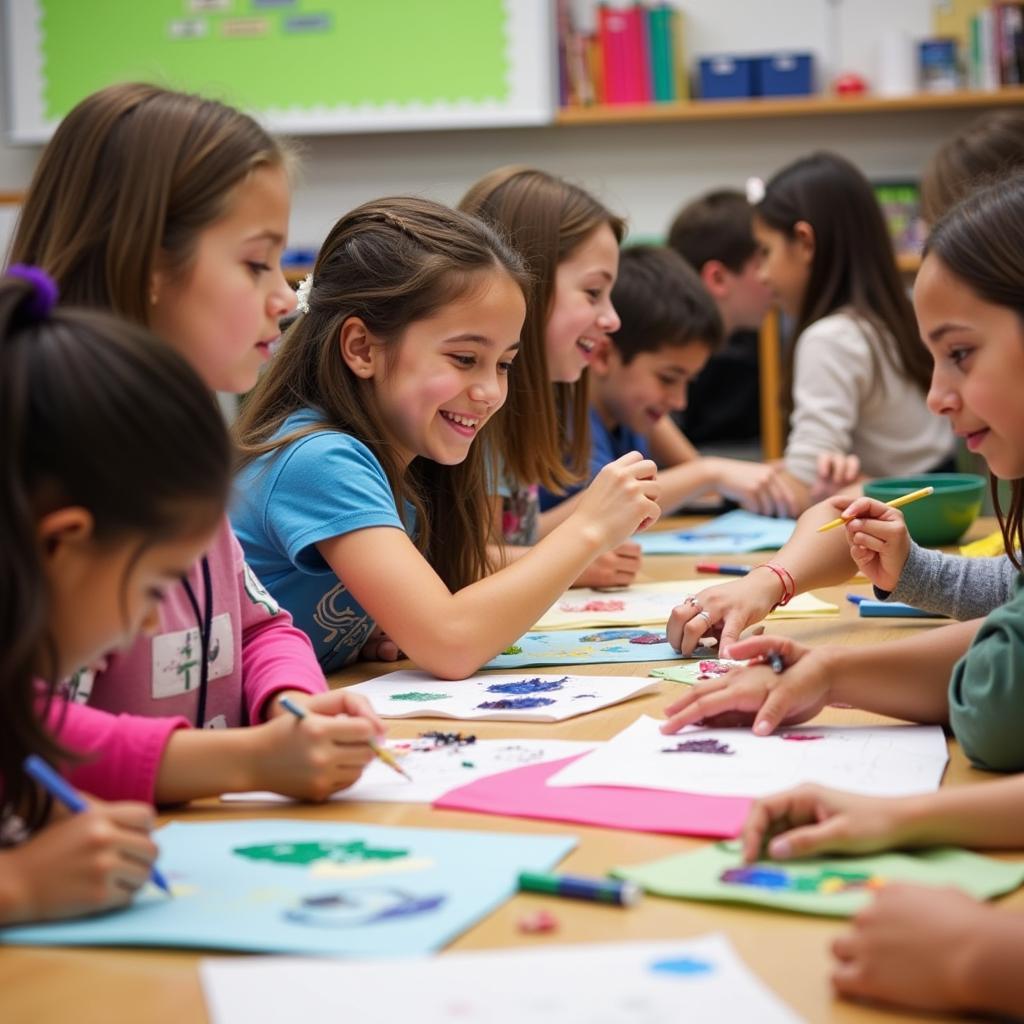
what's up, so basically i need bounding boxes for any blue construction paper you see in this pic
[858,600,946,619]
[484,628,703,669]
[1,820,575,955]
[638,510,796,555]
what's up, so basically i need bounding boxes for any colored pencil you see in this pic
[695,562,754,576]
[816,486,934,533]
[278,696,411,781]
[23,754,172,896]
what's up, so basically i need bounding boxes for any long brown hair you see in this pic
[921,110,1024,224]
[925,174,1024,568]
[756,152,932,422]
[9,82,287,323]
[234,197,528,590]
[0,275,230,830]
[459,167,625,491]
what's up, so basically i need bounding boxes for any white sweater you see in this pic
[783,311,954,485]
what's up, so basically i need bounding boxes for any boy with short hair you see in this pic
[540,245,801,518]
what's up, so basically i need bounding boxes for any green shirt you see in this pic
[949,572,1024,772]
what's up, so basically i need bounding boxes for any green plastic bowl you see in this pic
[862,473,986,547]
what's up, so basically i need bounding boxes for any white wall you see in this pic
[0,0,987,253]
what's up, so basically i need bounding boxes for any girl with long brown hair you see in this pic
[232,197,659,680]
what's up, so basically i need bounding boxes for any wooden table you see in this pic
[1,519,1011,1024]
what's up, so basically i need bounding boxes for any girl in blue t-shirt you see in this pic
[232,197,660,679]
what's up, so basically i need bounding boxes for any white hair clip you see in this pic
[295,273,313,314]
[745,176,766,205]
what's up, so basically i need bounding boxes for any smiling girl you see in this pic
[232,198,659,680]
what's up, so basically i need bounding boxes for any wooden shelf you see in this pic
[556,87,1024,126]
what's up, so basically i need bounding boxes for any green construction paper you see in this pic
[613,840,1024,918]
[649,660,745,685]
[38,0,509,121]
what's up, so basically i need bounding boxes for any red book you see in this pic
[630,4,653,102]
[598,4,630,103]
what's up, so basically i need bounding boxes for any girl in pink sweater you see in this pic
[8,83,383,806]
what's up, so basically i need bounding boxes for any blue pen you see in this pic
[23,754,172,897]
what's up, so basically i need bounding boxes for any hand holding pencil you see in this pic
[820,492,920,593]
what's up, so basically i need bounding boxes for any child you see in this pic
[10,83,382,803]
[667,125,1024,657]
[232,197,659,681]
[667,189,772,447]
[760,153,953,499]
[458,166,651,587]
[737,779,1024,1016]
[661,174,1024,780]
[540,245,802,516]
[0,270,226,922]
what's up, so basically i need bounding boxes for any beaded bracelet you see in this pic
[756,562,795,609]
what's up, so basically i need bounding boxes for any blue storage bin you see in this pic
[698,55,756,99]
[757,52,814,96]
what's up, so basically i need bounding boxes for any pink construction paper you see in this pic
[434,754,751,838]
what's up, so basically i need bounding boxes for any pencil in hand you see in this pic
[817,486,934,533]
[278,695,411,781]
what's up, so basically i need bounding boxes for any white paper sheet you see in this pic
[346,670,659,722]
[202,932,804,1024]
[546,715,949,798]
[222,738,596,804]
[534,579,837,631]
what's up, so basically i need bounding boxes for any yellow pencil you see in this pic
[817,485,935,533]
[279,696,411,781]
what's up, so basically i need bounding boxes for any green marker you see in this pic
[518,870,641,907]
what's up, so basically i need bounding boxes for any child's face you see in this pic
[43,519,215,680]
[591,342,710,436]
[368,272,526,467]
[752,217,812,320]
[149,164,296,394]
[546,223,621,383]
[721,254,774,332]
[916,254,1024,480]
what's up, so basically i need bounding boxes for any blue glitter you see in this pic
[476,696,557,710]
[579,629,649,642]
[486,676,568,694]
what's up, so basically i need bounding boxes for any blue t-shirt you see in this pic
[232,408,409,672]
[539,407,650,511]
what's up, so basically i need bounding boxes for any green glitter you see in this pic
[233,840,409,866]
[390,691,450,702]
[501,644,523,655]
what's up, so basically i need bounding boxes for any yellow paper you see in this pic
[959,530,1005,558]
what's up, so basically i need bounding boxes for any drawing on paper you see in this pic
[661,739,735,755]
[416,731,477,747]
[558,598,626,613]
[695,660,736,681]
[779,733,825,742]
[580,629,654,642]
[233,840,409,867]
[390,691,451,703]
[649,956,715,976]
[628,633,668,645]
[572,693,597,699]
[284,886,446,927]
[476,696,557,710]
[502,644,523,655]
[486,676,568,695]
[719,865,885,894]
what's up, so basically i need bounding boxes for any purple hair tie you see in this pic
[6,264,59,320]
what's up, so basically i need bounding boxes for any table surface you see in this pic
[1,518,1010,1024]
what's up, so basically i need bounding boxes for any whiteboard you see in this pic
[4,0,555,143]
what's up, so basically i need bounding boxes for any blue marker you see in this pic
[846,593,867,605]
[518,870,641,906]
[23,754,172,897]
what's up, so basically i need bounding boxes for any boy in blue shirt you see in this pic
[542,245,798,518]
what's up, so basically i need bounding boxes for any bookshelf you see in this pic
[556,87,1024,126]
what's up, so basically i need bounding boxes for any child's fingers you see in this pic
[337,691,387,736]
[722,634,801,662]
[848,530,888,554]
[663,677,730,719]
[765,814,852,859]
[661,682,755,734]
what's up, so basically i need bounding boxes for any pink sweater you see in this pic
[57,517,326,800]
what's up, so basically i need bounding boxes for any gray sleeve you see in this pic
[881,543,1016,620]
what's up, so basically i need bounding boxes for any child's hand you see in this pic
[810,452,861,503]
[667,569,786,654]
[739,784,913,864]
[829,495,911,593]
[575,452,660,549]
[1,800,158,924]
[253,689,384,801]
[708,458,801,518]
[832,885,989,1012]
[573,541,641,588]
[660,635,831,736]
[358,627,405,662]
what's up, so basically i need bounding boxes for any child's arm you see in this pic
[740,773,1024,863]
[832,886,1024,1017]
[317,453,660,679]
[0,800,157,924]
[647,415,700,465]
[660,620,981,736]
[667,494,860,654]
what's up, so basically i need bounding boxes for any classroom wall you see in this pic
[0,0,985,253]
